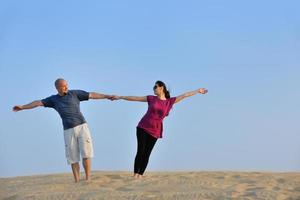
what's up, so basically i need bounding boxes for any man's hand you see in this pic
[12,101,43,111]
[13,105,23,112]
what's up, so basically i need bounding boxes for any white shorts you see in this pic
[63,123,94,164]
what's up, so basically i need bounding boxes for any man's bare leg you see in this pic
[82,158,91,181]
[71,162,80,183]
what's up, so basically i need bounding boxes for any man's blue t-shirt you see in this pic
[41,90,89,130]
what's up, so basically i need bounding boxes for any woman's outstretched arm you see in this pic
[175,88,208,103]
[112,95,147,102]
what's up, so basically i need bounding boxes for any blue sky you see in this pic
[1,0,299,177]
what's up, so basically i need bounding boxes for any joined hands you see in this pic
[107,95,120,101]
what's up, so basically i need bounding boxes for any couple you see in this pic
[13,78,208,182]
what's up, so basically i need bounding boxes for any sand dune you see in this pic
[1,171,300,200]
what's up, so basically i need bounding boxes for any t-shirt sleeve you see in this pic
[74,90,89,101]
[147,95,155,105]
[169,97,176,107]
[165,97,176,116]
[41,96,54,108]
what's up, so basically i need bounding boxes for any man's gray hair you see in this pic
[55,78,66,88]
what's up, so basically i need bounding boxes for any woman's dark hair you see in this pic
[155,80,170,99]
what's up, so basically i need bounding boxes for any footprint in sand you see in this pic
[115,186,133,192]
[106,175,123,180]
[2,195,19,200]
[276,178,286,184]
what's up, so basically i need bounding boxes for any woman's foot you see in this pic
[133,173,138,178]
[133,173,143,179]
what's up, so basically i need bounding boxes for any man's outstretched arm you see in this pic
[13,100,44,112]
[89,92,113,100]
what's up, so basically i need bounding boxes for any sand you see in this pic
[1,171,300,200]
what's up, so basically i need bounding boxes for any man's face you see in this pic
[56,80,68,95]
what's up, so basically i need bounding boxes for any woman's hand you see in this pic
[198,88,208,94]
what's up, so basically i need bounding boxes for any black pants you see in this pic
[134,127,158,175]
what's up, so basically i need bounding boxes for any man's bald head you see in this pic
[55,78,68,96]
[55,78,66,88]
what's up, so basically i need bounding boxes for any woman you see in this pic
[112,80,208,178]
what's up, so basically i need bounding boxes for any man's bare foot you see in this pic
[86,177,91,182]
[73,178,80,183]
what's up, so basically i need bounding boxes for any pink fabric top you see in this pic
[137,95,176,139]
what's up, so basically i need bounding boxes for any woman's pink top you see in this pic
[137,95,176,138]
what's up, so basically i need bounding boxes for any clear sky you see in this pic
[1,0,299,177]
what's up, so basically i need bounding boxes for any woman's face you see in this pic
[153,84,163,95]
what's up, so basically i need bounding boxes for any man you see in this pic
[13,78,112,182]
